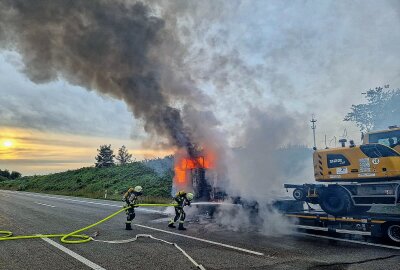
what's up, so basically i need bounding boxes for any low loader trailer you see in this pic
[285,126,400,216]
[281,126,400,244]
[195,198,400,244]
[283,206,400,244]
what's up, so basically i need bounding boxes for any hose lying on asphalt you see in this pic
[93,234,206,270]
[0,203,207,269]
[0,203,177,244]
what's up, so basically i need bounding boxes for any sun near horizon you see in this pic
[2,140,14,148]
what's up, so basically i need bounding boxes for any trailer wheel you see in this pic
[385,223,400,244]
[293,188,306,201]
[319,186,353,216]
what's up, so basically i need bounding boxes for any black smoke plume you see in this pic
[0,0,193,151]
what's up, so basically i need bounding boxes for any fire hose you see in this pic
[0,204,178,244]
[0,203,206,269]
[93,234,206,270]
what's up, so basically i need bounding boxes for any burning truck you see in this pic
[172,145,303,213]
[172,146,226,201]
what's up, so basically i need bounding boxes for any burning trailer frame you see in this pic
[173,146,226,201]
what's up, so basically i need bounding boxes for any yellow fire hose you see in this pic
[0,203,177,244]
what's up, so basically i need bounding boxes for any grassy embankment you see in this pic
[0,162,173,204]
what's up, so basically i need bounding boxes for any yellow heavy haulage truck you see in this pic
[285,126,400,216]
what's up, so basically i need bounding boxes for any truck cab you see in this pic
[363,126,400,153]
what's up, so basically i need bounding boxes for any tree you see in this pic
[95,145,115,168]
[116,145,133,165]
[344,85,400,132]
[10,171,22,179]
[0,169,11,179]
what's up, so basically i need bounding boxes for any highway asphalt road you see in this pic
[1,190,400,270]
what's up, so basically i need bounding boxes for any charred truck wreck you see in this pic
[173,145,225,201]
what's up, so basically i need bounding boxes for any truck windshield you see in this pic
[360,144,400,158]
[368,130,400,148]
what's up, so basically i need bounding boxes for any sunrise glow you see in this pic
[3,140,13,148]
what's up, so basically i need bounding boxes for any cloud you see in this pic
[2,0,400,148]
[157,0,400,144]
[0,52,139,139]
[0,127,172,175]
[0,0,213,151]
[1,0,400,176]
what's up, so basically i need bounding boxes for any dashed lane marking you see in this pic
[34,202,56,208]
[41,237,106,270]
[134,224,265,256]
[0,190,165,214]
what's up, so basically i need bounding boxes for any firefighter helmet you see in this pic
[134,186,143,193]
[186,192,194,201]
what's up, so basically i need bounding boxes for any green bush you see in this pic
[0,163,173,202]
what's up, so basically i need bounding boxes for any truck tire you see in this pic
[319,186,354,216]
[293,188,306,201]
[384,223,400,244]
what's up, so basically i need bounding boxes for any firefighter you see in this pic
[168,191,194,230]
[122,186,143,230]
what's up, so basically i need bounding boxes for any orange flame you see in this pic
[173,148,216,185]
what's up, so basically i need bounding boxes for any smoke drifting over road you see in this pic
[0,0,205,152]
[226,106,312,200]
[2,0,399,234]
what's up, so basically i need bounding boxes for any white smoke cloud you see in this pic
[2,0,399,234]
[225,106,312,200]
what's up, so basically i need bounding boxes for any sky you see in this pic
[0,0,399,175]
[0,52,170,174]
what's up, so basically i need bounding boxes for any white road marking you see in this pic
[334,229,371,236]
[27,192,120,207]
[1,190,165,214]
[192,202,235,206]
[0,190,120,207]
[93,234,206,269]
[134,224,265,256]
[293,224,372,236]
[41,237,106,270]
[34,202,56,208]
[296,232,400,250]
[294,224,328,232]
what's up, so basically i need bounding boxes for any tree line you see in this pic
[0,169,21,180]
[344,85,400,132]
[95,145,133,168]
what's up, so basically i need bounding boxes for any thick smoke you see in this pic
[3,0,399,235]
[226,106,312,200]
[210,107,312,235]
[0,0,207,152]
[155,0,400,142]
